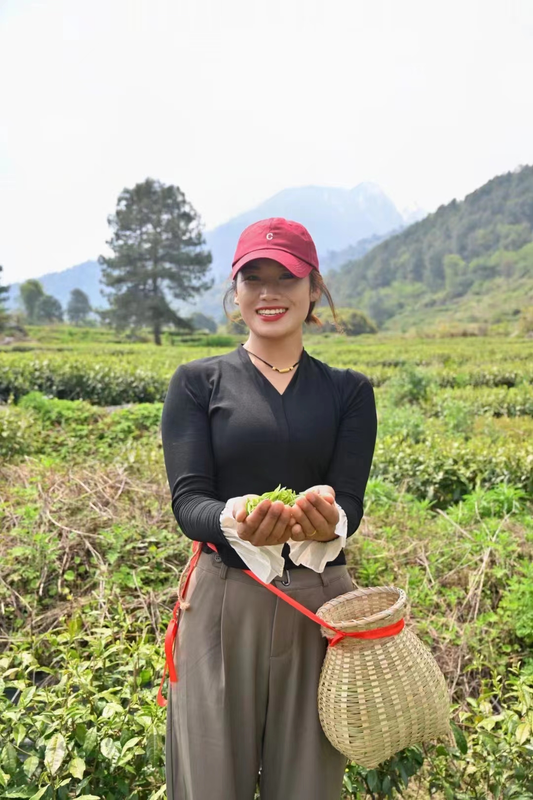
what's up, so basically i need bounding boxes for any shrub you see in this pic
[371,435,533,505]
[377,405,427,443]
[440,399,476,438]
[0,405,40,459]
[498,562,533,647]
[0,617,167,800]
[385,366,435,405]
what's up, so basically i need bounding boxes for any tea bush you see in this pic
[0,616,167,800]
[1,335,532,404]
[2,333,533,798]
[372,433,533,504]
[0,405,41,459]
[383,365,435,405]
[498,561,533,650]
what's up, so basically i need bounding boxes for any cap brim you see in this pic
[231,249,315,279]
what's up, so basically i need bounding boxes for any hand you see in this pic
[233,495,293,547]
[289,485,339,542]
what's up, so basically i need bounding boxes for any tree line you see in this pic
[0,179,217,344]
[0,177,380,343]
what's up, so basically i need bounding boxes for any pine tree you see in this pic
[99,178,213,345]
[67,288,92,325]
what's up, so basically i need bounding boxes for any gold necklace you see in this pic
[241,343,303,374]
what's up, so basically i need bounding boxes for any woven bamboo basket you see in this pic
[316,586,451,768]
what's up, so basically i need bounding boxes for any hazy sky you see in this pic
[1,0,532,284]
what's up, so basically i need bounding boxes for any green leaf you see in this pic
[74,723,87,746]
[515,721,531,744]
[147,788,166,800]
[145,729,161,766]
[100,737,121,765]
[366,769,379,792]
[101,702,122,719]
[121,737,142,755]
[19,686,36,707]
[83,728,98,756]
[44,732,66,775]
[69,756,86,779]
[2,742,19,773]
[23,755,40,779]
[450,721,468,754]
[14,723,27,746]
[76,795,102,799]
[29,788,48,800]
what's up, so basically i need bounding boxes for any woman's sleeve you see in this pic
[160,363,227,545]
[324,371,377,538]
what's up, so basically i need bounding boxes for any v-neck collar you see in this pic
[236,343,306,399]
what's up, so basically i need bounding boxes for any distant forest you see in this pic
[327,165,533,327]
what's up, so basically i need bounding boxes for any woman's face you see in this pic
[234,258,321,338]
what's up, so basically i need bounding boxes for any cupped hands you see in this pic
[233,485,339,547]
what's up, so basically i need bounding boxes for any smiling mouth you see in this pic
[256,308,288,316]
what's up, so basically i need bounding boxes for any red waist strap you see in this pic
[157,542,404,707]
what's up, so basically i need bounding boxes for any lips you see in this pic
[256,307,288,321]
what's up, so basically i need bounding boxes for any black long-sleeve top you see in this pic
[161,343,377,570]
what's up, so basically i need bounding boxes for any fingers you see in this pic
[237,498,273,539]
[306,484,336,500]
[298,492,339,525]
[234,494,260,523]
[238,500,292,546]
[251,501,292,546]
[291,492,339,539]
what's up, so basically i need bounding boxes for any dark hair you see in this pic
[223,268,345,333]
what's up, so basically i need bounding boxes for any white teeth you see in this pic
[257,309,287,315]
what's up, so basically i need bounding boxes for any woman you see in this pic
[161,217,377,800]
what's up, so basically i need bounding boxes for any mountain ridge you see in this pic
[326,164,533,331]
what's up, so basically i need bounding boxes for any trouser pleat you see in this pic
[165,551,352,800]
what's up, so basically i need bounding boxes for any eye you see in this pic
[280,273,296,279]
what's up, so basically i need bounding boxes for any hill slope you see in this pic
[327,165,533,330]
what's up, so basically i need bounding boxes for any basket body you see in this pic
[316,586,450,768]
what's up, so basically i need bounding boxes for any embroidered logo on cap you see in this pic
[266,233,274,240]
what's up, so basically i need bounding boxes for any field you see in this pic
[1,327,533,800]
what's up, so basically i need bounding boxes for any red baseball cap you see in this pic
[231,217,320,280]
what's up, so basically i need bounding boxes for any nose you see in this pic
[259,278,283,299]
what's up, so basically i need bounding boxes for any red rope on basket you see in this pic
[157,541,404,707]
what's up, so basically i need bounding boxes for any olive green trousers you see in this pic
[165,549,352,800]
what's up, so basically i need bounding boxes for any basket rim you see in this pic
[317,585,407,632]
